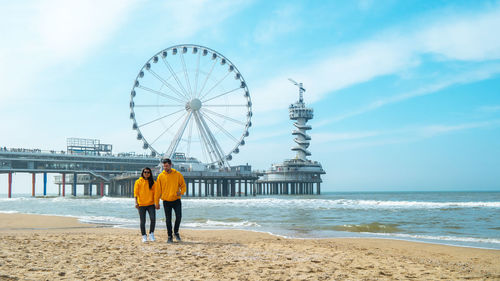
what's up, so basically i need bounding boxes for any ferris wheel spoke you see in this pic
[197,112,227,165]
[150,111,188,146]
[193,51,201,100]
[138,85,185,104]
[186,115,194,157]
[202,111,240,143]
[202,108,246,126]
[138,108,185,128]
[146,70,189,101]
[162,57,190,99]
[166,112,192,158]
[204,104,248,107]
[135,104,184,108]
[199,71,231,101]
[197,122,211,164]
[193,112,216,163]
[202,87,241,103]
[196,59,217,99]
[180,53,193,99]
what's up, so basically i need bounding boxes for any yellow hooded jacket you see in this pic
[134,177,156,206]
[154,168,186,204]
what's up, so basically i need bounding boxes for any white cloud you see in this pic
[479,105,500,113]
[319,63,500,125]
[417,120,500,138]
[35,0,138,60]
[253,4,300,44]
[312,131,381,143]
[417,7,500,61]
[0,0,139,103]
[162,0,251,40]
[314,119,500,151]
[252,3,500,115]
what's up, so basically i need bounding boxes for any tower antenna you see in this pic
[288,78,306,103]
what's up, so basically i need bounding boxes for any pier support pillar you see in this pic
[73,173,77,196]
[238,180,242,197]
[43,172,47,196]
[197,178,201,197]
[217,179,221,197]
[89,183,93,197]
[231,180,236,197]
[62,174,66,197]
[100,182,104,197]
[32,173,36,197]
[317,182,321,195]
[244,180,248,196]
[8,172,12,198]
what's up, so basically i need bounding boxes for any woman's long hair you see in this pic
[141,167,155,189]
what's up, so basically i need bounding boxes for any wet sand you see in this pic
[0,213,499,280]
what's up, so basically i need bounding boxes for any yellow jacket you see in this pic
[134,177,156,206]
[155,168,186,204]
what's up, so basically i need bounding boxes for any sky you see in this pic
[1,0,499,193]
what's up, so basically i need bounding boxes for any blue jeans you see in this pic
[163,199,182,237]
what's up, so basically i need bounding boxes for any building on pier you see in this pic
[256,80,325,195]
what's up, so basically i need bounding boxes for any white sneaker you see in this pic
[149,233,155,242]
[142,235,147,243]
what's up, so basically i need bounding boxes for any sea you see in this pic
[1,191,499,250]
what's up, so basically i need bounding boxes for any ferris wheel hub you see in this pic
[187,98,202,111]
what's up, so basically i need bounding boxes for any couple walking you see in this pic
[134,158,186,243]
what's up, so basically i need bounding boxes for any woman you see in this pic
[134,167,156,242]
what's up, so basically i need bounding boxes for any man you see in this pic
[154,158,186,243]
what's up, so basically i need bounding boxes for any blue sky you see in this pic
[1,0,499,193]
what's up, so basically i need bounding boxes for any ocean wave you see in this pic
[183,198,500,210]
[76,215,136,225]
[0,210,19,214]
[377,232,500,245]
[329,222,401,233]
[98,196,135,203]
[184,219,260,228]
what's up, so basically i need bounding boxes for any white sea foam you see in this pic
[76,215,137,225]
[184,219,260,228]
[376,232,500,245]
[98,196,135,203]
[0,210,19,214]
[183,198,500,209]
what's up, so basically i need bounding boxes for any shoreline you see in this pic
[2,211,500,251]
[1,213,499,280]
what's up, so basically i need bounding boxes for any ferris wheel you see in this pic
[129,44,252,168]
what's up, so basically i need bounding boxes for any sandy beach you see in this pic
[0,213,499,280]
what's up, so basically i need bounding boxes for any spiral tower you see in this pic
[289,99,313,161]
[256,79,325,195]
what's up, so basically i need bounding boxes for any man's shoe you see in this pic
[149,232,155,242]
[174,233,182,242]
[167,236,173,243]
[141,235,147,243]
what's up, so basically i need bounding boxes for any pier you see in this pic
[0,147,261,198]
[0,146,157,197]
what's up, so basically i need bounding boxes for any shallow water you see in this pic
[1,191,499,249]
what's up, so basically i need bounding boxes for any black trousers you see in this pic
[163,199,182,237]
[138,204,156,236]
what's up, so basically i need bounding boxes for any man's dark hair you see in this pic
[161,158,172,164]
